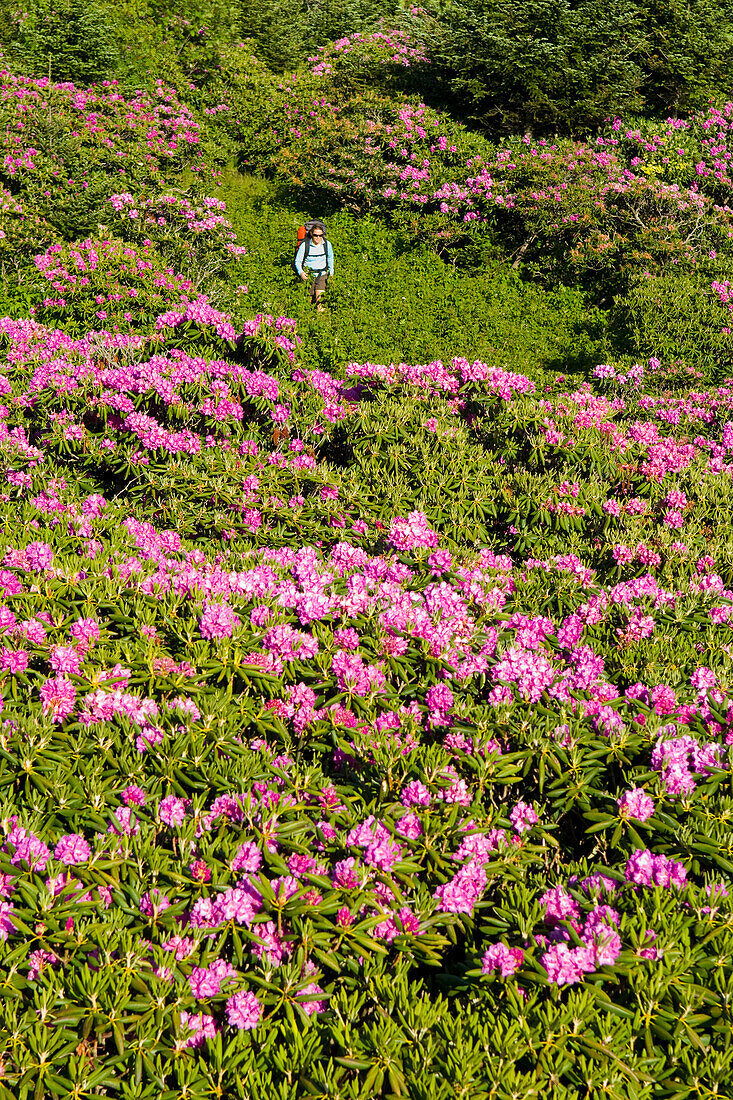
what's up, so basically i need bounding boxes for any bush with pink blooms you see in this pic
[0,70,249,324]
[3,18,733,1100]
[0,74,204,249]
[0,278,730,1095]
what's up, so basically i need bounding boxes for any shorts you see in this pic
[309,270,328,298]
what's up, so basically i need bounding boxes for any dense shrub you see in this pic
[0,73,206,250]
[105,189,248,292]
[613,272,733,379]
[27,237,196,333]
[415,0,733,133]
[10,0,119,86]
[0,71,253,321]
[0,297,732,1093]
[239,0,401,73]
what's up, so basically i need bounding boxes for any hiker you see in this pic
[294,221,334,312]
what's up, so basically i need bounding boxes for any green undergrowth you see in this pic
[219,171,609,377]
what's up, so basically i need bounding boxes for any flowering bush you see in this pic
[27,237,195,332]
[3,21,733,1098]
[106,190,247,290]
[0,73,204,247]
[308,26,428,91]
[0,278,729,1093]
[0,69,254,325]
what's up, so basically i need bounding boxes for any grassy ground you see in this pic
[217,169,610,378]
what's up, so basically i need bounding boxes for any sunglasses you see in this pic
[311,232,323,238]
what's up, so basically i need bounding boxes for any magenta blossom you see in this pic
[53,834,91,864]
[199,602,240,640]
[179,1011,217,1048]
[39,675,76,722]
[226,990,262,1029]
[482,943,524,976]
[509,801,538,834]
[617,788,655,822]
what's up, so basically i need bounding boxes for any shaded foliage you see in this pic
[416,0,733,133]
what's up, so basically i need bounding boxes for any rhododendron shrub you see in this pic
[0,71,248,324]
[0,74,205,247]
[22,210,246,334]
[28,237,196,333]
[0,293,731,1094]
[106,190,248,289]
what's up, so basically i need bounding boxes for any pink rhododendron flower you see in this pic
[0,900,15,941]
[434,860,487,915]
[28,948,58,980]
[542,943,595,985]
[179,1011,217,1048]
[189,959,236,1000]
[617,788,655,822]
[482,943,524,976]
[388,511,439,550]
[50,645,82,675]
[625,849,687,889]
[39,676,76,722]
[199,602,240,640]
[25,541,53,570]
[226,990,262,1029]
[107,807,140,835]
[0,648,27,673]
[510,801,538,834]
[540,886,580,925]
[401,780,431,807]
[53,834,91,864]
[140,888,170,916]
[158,795,188,827]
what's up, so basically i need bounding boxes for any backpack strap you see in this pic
[297,221,327,271]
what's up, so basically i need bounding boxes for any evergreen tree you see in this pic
[239,0,397,72]
[418,0,733,134]
[12,0,119,85]
[638,0,733,114]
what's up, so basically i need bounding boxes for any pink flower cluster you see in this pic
[539,892,623,985]
[482,942,524,976]
[389,511,439,550]
[625,850,687,889]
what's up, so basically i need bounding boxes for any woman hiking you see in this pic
[294,221,334,312]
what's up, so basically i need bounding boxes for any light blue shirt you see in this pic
[295,239,334,277]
